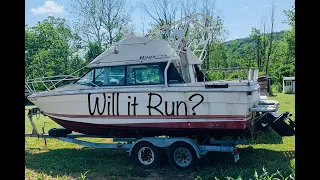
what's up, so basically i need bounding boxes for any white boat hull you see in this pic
[28,84,260,137]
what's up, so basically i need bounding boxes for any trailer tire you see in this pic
[48,128,72,137]
[131,142,161,169]
[168,142,199,170]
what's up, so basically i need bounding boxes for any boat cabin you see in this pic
[75,35,207,87]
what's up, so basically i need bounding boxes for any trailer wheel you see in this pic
[48,128,72,137]
[131,142,161,169]
[168,142,199,170]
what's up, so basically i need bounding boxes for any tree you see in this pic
[209,43,228,68]
[283,5,295,28]
[179,0,228,70]
[69,54,87,76]
[140,15,146,36]
[249,1,277,75]
[69,0,133,47]
[260,15,268,71]
[250,28,262,71]
[283,4,295,63]
[179,0,198,18]
[25,17,84,80]
[139,0,178,29]
[265,1,276,75]
[84,42,104,63]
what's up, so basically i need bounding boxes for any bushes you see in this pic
[271,83,283,93]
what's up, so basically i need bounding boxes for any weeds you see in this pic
[194,167,295,180]
[79,170,90,180]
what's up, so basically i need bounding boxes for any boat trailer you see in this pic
[25,108,248,170]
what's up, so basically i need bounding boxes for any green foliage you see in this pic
[271,83,282,93]
[69,54,87,76]
[207,4,295,88]
[25,16,85,81]
[84,42,103,64]
[205,71,224,81]
[283,5,295,28]
[79,170,90,180]
[209,43,228,68]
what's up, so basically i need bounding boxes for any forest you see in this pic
[25,0,295,93]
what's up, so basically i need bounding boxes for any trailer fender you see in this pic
[129,137,201,158]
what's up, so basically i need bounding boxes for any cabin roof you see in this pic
[283,76,295,81]
[88,33,180,68]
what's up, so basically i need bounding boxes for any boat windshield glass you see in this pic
[74,62,185,86]
[126,64,163,85]
[94,66,125,86]
[74,70,94,86]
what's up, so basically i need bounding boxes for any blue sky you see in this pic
[25,0,294,41]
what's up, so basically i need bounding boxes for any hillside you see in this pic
[203,29,294,92]
[223,31,286,50]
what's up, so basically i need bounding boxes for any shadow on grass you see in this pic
[25,148,151,179]
[25,145,294,180]
[249,130,285,144]
[197,147,294,179]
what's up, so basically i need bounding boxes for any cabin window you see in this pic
[75,69,94,86]
[75,62,185,87]
[285,81,291,86]
[159,62,185,84]
[94,66,125,86]
[194,65,208,82]
[126,64,163,85]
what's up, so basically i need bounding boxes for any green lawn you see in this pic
[25,92,295,180]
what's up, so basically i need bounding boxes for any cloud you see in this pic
[30,1,64,15]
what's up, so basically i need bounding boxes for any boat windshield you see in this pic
[74,69,94,86]
[74,62,185,86]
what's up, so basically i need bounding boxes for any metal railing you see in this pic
[201,67,259,82]
[25,75,80,94]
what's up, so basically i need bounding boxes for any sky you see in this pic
[25,0,295,41]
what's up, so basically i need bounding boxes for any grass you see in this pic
[25,92,295,180]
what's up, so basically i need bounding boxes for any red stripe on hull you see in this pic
[102,121,250,129]
[49,117,250,137]
[46,112,252,119]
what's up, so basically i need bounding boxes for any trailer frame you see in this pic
[25,108,248,170]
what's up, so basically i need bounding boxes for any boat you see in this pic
[26,14,294,140]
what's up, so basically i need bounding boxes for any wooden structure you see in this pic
[257,76,271,96]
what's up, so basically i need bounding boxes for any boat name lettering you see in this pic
[139,55,168,59]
